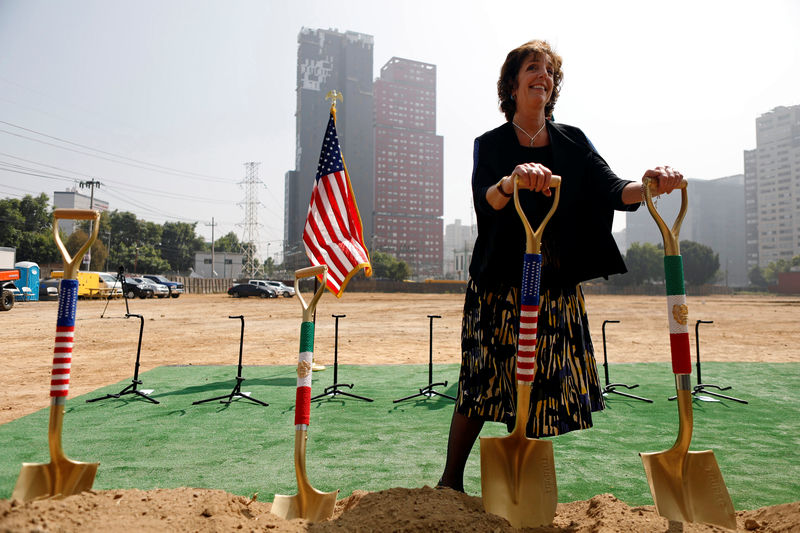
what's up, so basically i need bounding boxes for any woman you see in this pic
[438,39,682,492]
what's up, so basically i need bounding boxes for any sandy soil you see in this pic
[1,292,798,532]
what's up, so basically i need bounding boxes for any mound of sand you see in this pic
[1,486,798,532]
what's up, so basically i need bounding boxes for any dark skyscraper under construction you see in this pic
[284,28,374,269]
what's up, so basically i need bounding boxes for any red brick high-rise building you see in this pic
[373,57,443,278]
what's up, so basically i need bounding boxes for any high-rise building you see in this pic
[625,175,747,286]
[373,57,444,278]
[284,28,374,269]
[744,105,800,269]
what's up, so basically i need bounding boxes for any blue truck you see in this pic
[142,274,185,298]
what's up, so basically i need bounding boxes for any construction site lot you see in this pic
[1,292,798,532]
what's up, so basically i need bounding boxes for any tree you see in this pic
[748,266,768,289]
[370,251,412,281]
[213,232,241,252]
[65,229,108,271]
[764,258,792,284]
[611,242,662,286]
[161,221,204,273]
[0,194,60,264]
[680,240,719,285]
[263,257,276,277]
[114,242,169,274]
[108,211,142,249]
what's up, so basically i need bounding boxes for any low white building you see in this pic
[53,189,109,235]
[194,251,244,279]
[444,219,477,280]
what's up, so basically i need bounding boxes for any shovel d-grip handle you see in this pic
[643,178,692,376]
[293,266,328,429]
[53,209,100,280]
[512,175,561,255]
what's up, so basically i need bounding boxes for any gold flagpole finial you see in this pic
[325,90,343,111]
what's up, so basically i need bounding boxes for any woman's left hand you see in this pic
[642,166,684,195]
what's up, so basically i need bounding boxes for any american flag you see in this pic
[516,253,542,383]
[303,110,371,297]
[51,278,78,398]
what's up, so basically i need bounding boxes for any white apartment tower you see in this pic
[744,105,800,269]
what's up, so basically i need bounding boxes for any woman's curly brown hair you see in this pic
[498,40,563,121]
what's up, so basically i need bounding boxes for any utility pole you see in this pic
[104,230,112,272]
[79,179,102,270]
[206,217,217,277]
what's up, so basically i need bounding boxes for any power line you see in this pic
[0,126,233,184]
[0,156,237,205]
[0,119,231,182]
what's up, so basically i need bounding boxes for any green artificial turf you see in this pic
[1,363,798,511]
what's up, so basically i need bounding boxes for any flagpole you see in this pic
[308,90,344,372]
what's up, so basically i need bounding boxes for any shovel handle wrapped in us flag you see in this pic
[511,174,561,385]
[49,208,100,403]
[51,279,79,401]
[517,254,542,384]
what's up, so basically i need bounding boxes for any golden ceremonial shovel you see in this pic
[272,265,338,522]
[480,175,561,528]
[13,208,101,501]
[639,178,736,529]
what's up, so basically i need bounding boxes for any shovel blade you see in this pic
[641,449,735,530]
[12,459,98,502]
[480,435,557,528]
[272,488,338,523]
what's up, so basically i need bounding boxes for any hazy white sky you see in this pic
[1,0,798,260]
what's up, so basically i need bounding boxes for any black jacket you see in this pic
[469,121,639,290]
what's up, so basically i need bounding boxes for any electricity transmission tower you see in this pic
[239,162,265,279]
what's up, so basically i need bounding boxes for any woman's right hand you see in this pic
[511,162,553,197]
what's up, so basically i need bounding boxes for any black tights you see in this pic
[438,410,484,492]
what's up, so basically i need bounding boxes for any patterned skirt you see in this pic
[455,278,604,438]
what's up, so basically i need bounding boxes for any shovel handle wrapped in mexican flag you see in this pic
[664,255,691,375]
[272,265,338,523]
[639,179,736,530]
[12,208,100,502]
[295,320,315,429]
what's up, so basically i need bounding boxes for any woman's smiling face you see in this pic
[512,53,555,115]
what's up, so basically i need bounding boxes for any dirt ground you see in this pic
[1,292,798,532]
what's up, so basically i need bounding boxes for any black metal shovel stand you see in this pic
[669,320,748,404]
[394,315,455,403]
[312,314,373,402]
[192,315,269,406]
[87,313,159,404]
[601,320,652,402]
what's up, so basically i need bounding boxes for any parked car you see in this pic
[249,279,295,298]
[39,278,60,301]
[97,273,123,298]
[142,275,184,298]
[227,283,276,298]
[133,276,169,298]
[123,277,154,299]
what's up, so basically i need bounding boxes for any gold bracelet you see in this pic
[496,179,512,198]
